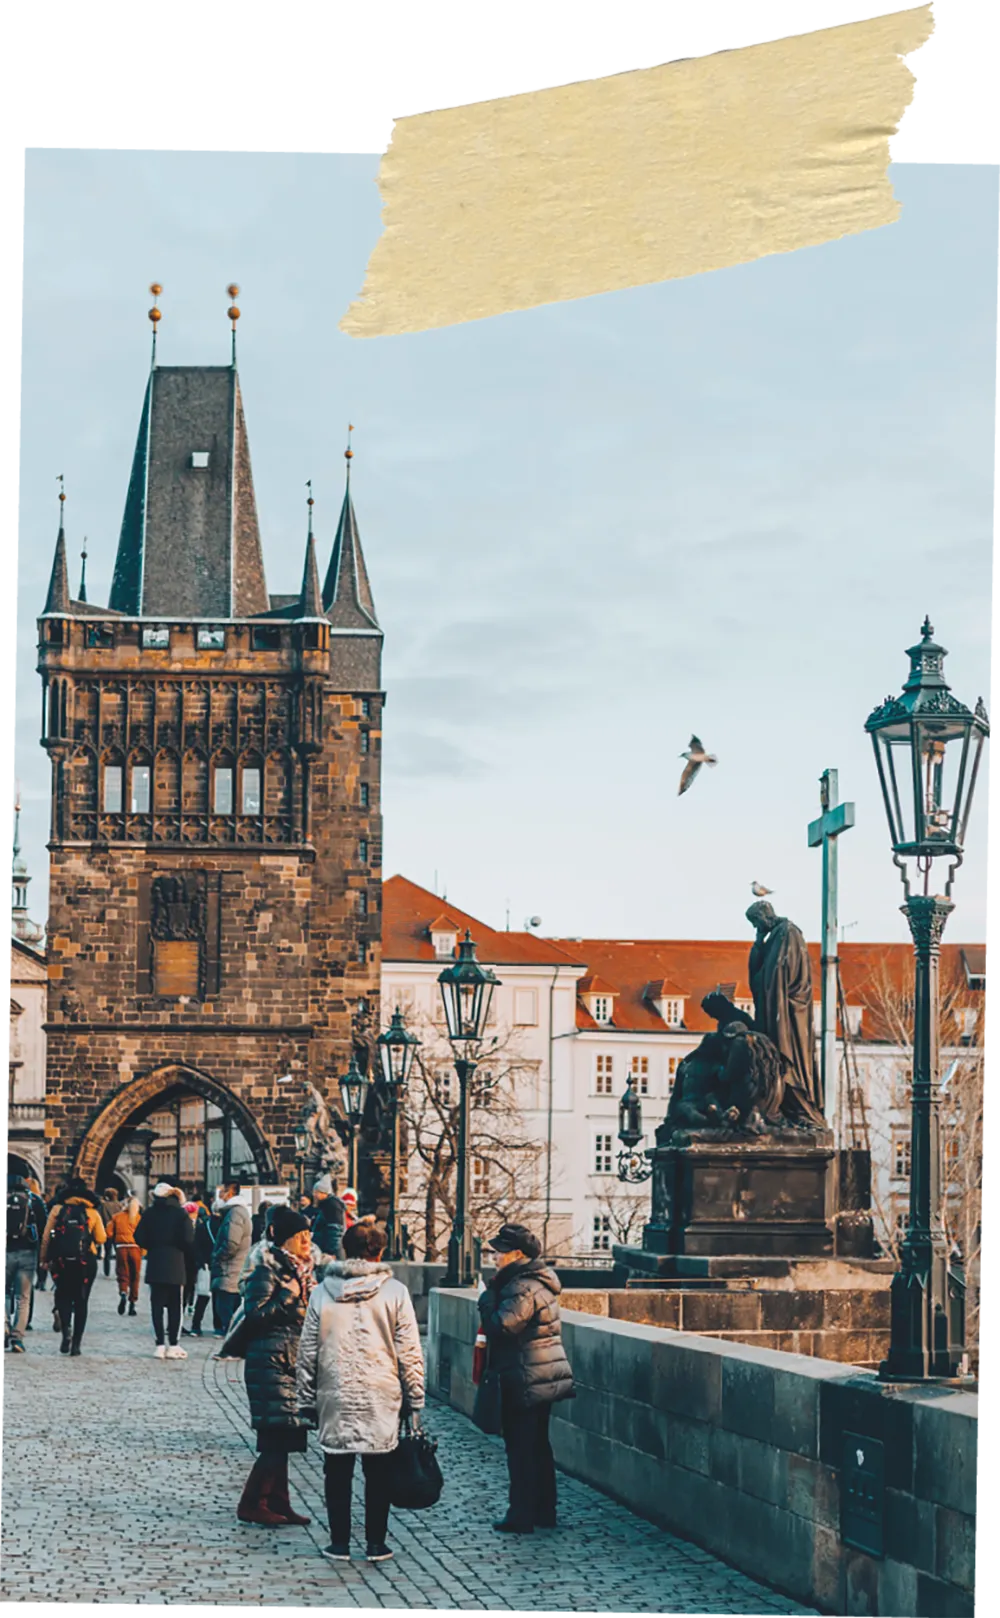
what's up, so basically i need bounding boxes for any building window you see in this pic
[360,730,370,754]
[593,1215,611,1252]
[103,765,123,814]
[431,930,456,960]
[592,996,613,1025]
[130,765,151,814]
[358,838,368,865]
[141,625,170,650]
[629,1055,650,1095]
[361,698,372,718]
[662,998,684,1028]
[190,451,211,469]
[472,1157,490,1195]
[251,626,281,651]
[357,942,367,965]
[667,1056,680,1090]
[241,767,261,815]
[892,1132,912,1180]
[196,625,225,649]
[956,1007,978,1042]
[735,998,754,1017]
[358,890,369,916]
[359,783,370,809]
[435,1071,454,1107]
[514,989,538,1026]
[213,767,233,815]
[844,1005,863,1037]
[593,1134,613,1175]
[595,1055,614,1096]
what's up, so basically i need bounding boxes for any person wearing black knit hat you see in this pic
[224,1202,314,1527]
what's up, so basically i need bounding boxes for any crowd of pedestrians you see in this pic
[6,1168,575,1563]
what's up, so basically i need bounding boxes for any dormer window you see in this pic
[190,451,210,469]
[430,916,458,959]
[142,625,170,650]
[592,996,613,1025]
[643,979,686,1029]
[735,998,754,1018]
[661,998,684,1028]
[197,625,225,650]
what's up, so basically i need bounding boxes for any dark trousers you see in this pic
[323,1451,395,1547]
[501,1399,557,1528]
[150,1282,183,1346]
[53,1262,98,1348]
[189,1294,210,1333]
[116,1246,141,1302]
[214,1287,240,1334]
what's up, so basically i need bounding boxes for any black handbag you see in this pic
[387,1415,444,1510]
[471,1368,503,1436]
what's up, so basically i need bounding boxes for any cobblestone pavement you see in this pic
[2,1275,818,1612]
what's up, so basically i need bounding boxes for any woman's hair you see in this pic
[64,1177,93,1203]
[343,1220,387,1262]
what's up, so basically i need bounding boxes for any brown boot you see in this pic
[237,1459,286,1526]
[268,1455,311,1526]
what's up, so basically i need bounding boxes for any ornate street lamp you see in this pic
[376,1008,420,1261]
[337,1055,370,1197]
[866,617,988,1380]
[617,1077,653,1183]
[438,931,501,1287]
[292,1121,312,1206]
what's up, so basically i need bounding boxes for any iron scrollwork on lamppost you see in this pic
[865,617,988,1381]
[336,1055,370,1195]
[617,1076,653,1183]
[376,1008,421,1262]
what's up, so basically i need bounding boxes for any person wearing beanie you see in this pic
[134,1185,194,1359]
[341,1189,358,1230]
[224,1204,314,1527]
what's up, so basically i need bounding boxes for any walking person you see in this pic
[310,1175,347,1262]
[211,1184,251,1334]
[224,1207,315,1527]
[296,1219,425,1564]
[6,1175,46,1353]
[39,1180,106,1356]
[106,1195,143,1316]
[478,1224,575,1535]
[134,1184,194,1359]
[182,1204,214,1337]
[99,1186,121,1277]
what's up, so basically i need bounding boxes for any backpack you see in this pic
[48,1203,92,1270]
[6,1190,37,1247]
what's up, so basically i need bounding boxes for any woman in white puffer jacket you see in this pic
[296,1219,425,1565]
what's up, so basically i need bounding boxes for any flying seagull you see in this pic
[751,881,774,897]
[678,735,717,796]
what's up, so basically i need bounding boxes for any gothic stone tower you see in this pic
[38,342,383,1193]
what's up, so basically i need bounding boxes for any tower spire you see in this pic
[298,480,324,618]
[322,425,379,629]
[227,283,240,365]
[11,785,41,946]
[148,282,162,367]
[44,476,71,614]
[78,536,88,604]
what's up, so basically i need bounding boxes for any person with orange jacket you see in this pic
[107,1196,144,1317]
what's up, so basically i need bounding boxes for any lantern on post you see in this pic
[437,932,501,1288]
[617,1077,652,1183]
[376,1009,420,1260]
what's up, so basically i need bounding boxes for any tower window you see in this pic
[142,625,170,650]
[360,730,370,754]
[241,768,261,816]
[130,765,151,814]
[359,783,370,809]
[358,839,368,864]
[197,625,225,650]
[357,941,367,964]
[361,698,372,718]
[251,626,281,651]
[190,451,210,469]
[103,765,123,814]
[213,767,233,815]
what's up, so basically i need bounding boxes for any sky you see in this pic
[14,151,997,946]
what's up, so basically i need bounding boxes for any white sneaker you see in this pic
[165,1345,188,1359]
[154,1345,167,1358]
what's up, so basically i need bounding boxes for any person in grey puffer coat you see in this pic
[478,1223,574,1535]
[296,1219,425,1565]
[211,1185,251,1333]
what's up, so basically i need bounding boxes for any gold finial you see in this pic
[227,284,241,326]
[306,479,314,533]
[57,473,65,518]
[345,423,354,462]
[148,282,162,323]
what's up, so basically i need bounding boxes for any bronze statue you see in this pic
[745,899,823,1116]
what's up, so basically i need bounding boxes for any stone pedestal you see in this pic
[640,1131,836,1259]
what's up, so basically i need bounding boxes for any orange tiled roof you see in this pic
[577,973,618,996]
[382,876,584,969]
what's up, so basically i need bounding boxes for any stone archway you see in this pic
[72,1063,277,1188]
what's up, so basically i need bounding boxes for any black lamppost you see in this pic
[337,1055,370,1195]
[292,1122,313,1207]
[376,1008,420,1261]
[866,617,988,1380]
[616,1077,653,1183]
[438,930,500,1287]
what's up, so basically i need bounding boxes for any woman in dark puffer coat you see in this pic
[478,1223,574,1536]
[229,1206,314,1527]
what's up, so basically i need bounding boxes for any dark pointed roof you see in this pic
[43,517,71,615]
[109,365,270,619]
[298,526,324,618]
[322,476,380,630]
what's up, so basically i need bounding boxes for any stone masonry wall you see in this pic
[428,1290,976,1617]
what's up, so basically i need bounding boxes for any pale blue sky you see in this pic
[15,152,997,944]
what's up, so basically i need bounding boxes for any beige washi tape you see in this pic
[342,6,933,338]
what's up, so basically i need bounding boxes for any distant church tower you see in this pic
[38,290,383,1194]
[11,791,44,949]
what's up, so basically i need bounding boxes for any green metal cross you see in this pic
[807,768,856,1125]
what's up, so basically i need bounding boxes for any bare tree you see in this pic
[847,956,983,1355]
[397,1011,545,1262]
[585,1180,648,1251]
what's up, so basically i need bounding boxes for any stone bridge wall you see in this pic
[427,1289,976,1617]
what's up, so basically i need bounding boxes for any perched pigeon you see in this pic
[751,881,773,897]
[678,735,717,796]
